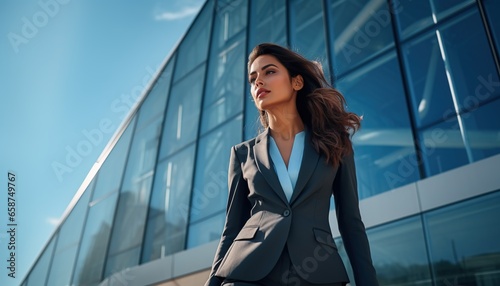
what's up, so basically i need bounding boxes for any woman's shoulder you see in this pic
[232,129,267,152]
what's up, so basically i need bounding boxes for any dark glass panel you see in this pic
[462,99,500,162]
[189,116,242,223]
[425,191,500,285]
[173,1,214,82]
[142,145,196,262]
[336,53,419,197]
[159,65,205,158]
[289,0,330,79]
[418,117,469,177]
[328,0,395,75]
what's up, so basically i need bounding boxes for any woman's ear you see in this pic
[293,75,304,91]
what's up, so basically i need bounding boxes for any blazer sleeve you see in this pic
[332,152,379,286]
[204,146,252,286]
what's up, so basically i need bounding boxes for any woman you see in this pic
[205,43,379,286]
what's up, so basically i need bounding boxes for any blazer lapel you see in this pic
[253,128,289,205]
[290,130,320,204]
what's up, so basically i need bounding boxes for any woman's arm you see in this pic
[205,146,252,286]
[333,152,379,286]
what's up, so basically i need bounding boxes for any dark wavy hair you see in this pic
[248,43,361,167]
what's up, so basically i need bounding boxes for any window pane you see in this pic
[483,0,500,57]
[91,116,135,200]
[46,183,92,286]
[425,191,500,285]
[142,145,196,262]
[26,234,57,286]
[290,0,330,79]
[419,117,469,177]
[437,8,500,113]
[462,99,500,162]
[328,0,395,75]
[173,1,214,82]
[336,53,419,197]
[160,65,206,158]
[104,247,141,281]
[368,216,432,286]
[247,0,287,49]
[136,56,175,130]
[429,0,476,21]
[202,0,247,133]
[402,31,455,128]
[72,192,118,285]
[187,213,225,249]
[393,0,433,39]
[213,0,247,45]
[105,116,163,275]
[189,116,243,223]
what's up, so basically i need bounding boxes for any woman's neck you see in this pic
[267,108,304,141]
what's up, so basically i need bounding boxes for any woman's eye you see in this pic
[249,78,256,84]
[266,70,275,75]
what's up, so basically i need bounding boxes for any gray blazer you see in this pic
[205,128,378,286]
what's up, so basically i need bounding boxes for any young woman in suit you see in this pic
[205,43,379,286]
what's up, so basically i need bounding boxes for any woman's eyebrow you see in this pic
[249,64,278,76]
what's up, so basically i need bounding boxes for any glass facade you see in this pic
[22,1,500,285]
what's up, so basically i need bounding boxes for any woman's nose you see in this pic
[255,77,264,87]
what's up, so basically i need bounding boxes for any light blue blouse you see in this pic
[268,131,305,202]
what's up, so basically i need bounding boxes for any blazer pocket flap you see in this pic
[313,228,337,249]
[234,226,259,241]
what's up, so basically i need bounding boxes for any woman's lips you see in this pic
[256,88,270,98]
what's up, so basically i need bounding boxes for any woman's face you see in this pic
[248,54,300,112]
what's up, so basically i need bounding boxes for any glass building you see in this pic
[22,0,500,285]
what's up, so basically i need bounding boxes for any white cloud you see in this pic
[47,217,61,226]
[155,6,200,21]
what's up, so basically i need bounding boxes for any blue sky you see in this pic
[0,1,204,285]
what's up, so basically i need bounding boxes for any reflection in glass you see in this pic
[247,0,287,49]
[436,8,500,113]
[425,191,500,285]
[419,117,469,177]
[462,99,500,162]
[336,53,418,198]
[289,0,330,80]
[187,212,225,249]
[72,193,118,285]
[160,65,205,158]
[393,0,433,39]
[367,217,432,286]
[91,116,136,200]
[429,0,475,21]
[173,1,214,82]
[483,0,500,56]
[46,184,92,286]
[135,56,175,130]
[189,116,243,224]
[328,0,395,75]
[105,116,163,277]
[202,0,246,133]
[142,145,196,262]
[402,31,455,128]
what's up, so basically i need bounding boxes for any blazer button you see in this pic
[283,210,290,217]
